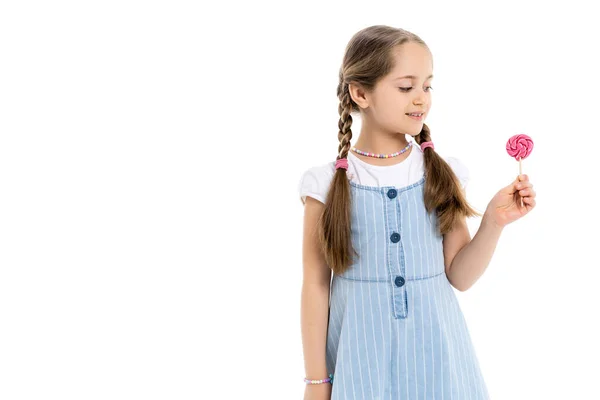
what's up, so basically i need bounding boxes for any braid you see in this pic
[337,83,353,160]
[317,78,358,276]
[415,123,482,233]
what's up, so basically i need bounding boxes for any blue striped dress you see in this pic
[327,175,490,399]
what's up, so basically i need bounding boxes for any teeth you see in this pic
[409,113,423,117]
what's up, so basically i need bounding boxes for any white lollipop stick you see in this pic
[519,157,523,208]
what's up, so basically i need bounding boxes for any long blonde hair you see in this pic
[318,25,482,276]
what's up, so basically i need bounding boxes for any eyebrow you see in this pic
[395,74,434,80]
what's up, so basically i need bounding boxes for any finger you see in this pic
[507,177,522,194]
[518,174,529,182]
[516,182,533,190]
[508,177,532,195]
[523,196,536,207]
[519,188,536,197]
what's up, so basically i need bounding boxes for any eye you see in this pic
[399,86,433,92]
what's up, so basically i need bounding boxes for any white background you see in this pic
[1,1,599,399]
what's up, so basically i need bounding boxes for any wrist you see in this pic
[482,210,505,232]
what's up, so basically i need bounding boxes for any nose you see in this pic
[413,88,429,104]
[413,98,427,108]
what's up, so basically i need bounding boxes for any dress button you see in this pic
[387,189,397,199]
[390,232,400,243]
[395,276,405,287]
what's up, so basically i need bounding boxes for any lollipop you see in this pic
[506,133,534,207]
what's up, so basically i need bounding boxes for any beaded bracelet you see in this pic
[304,373,334,385]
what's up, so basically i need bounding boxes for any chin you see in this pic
[411,126,423,135]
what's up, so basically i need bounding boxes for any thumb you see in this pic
[504,177,520,195]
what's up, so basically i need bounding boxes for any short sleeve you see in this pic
[298,164,335,205]
[444,156,470,191]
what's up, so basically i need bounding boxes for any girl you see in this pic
[298,25,536,400]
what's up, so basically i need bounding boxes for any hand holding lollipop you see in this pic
[483,134,537,227]
[506,134,534,208]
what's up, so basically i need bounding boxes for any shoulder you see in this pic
[298,161,336,205]
[443,155,470,190]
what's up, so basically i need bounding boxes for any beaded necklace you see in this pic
[351,141,412,158]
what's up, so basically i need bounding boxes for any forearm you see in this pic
[447,214,504,291]
[301,282,331,379]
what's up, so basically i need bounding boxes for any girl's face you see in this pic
[358,42,434,138]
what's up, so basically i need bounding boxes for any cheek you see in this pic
[374,91,409,122]
[385,92,408,110]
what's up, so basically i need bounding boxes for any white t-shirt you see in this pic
[298,142,469,205]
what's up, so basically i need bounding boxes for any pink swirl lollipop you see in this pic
[506,134,534,161]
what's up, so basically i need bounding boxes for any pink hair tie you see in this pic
[420,141,434,151]
[335,158,348,170]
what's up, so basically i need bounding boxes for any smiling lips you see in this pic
[406,112,424,121]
